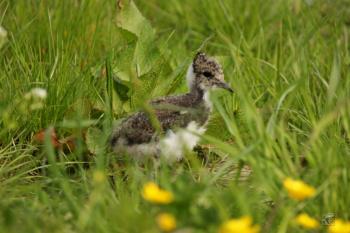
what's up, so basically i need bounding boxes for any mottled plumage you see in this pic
[110,52,233,160]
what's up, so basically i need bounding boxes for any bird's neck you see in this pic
[188,85,204,102]
[186,63,211,109]
[187,86,212,110]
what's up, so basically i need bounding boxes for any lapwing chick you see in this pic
[110,52,233,160]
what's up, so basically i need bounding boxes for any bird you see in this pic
[110,52,233,161]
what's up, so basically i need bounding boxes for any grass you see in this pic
[0,0,350,232]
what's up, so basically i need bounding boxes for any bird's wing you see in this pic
[110,112,156,146]
[110,92,204,147]
[151,95,208,129]
[110,108,194,146]
[156,108,192,131]
[150,94,191,107]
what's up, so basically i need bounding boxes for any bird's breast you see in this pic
[160,121,206,161]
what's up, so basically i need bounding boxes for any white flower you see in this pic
[31,87,47,99]
[0,25,7,48]
[0,26,7,37]
[23,88,47,110]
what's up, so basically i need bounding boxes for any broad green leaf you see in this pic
[113,76,130,102]
[113,28,138,81]
[134,27,158,75]
[116,0,158,75]
[116,1,149,37]
[85,127,105,155]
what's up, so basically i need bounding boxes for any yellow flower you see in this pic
[295,213,319,229]
[93,170,106,183]
[283,178,316,200]
[329,219,350,233]
[142,182,174,204]
[218,216,260,233]
[156,213,176,232]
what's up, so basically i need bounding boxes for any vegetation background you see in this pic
[0,0,349,232]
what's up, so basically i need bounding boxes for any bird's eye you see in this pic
[203,71,212,78]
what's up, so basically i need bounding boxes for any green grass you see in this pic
[1,0,350,232]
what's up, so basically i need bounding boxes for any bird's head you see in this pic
[186,52,233,93]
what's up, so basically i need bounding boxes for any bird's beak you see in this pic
[216,80,234,93]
